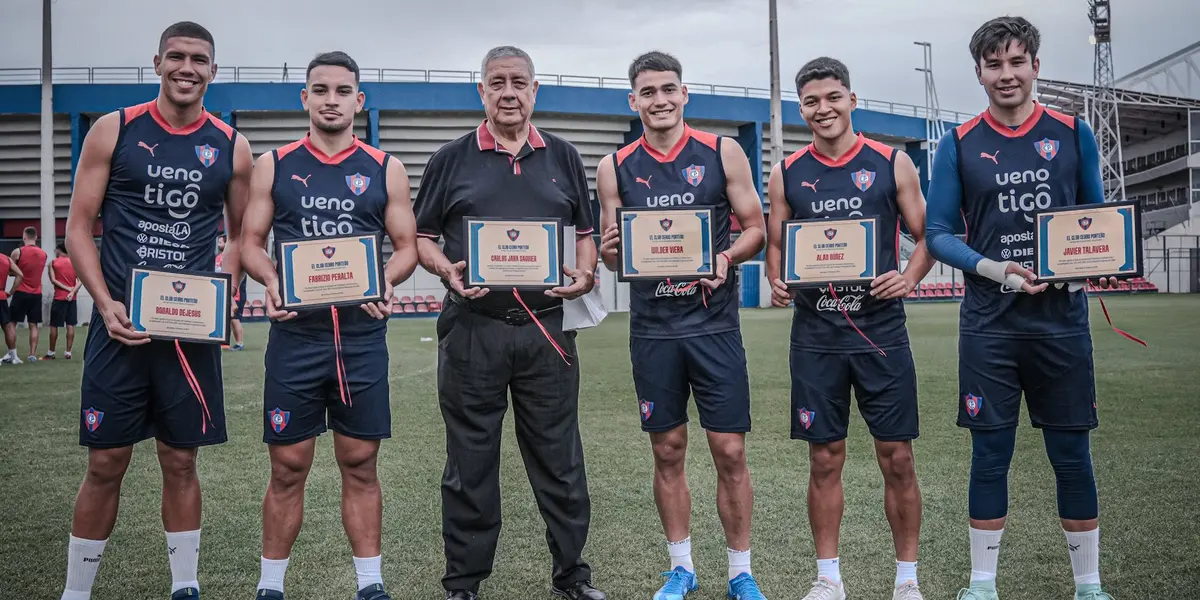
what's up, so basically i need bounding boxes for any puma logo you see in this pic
[980,150,1000,164]
[291,173,311,187]
[635,176,652,189]
[800,179,819,192]
[138,141,158,157]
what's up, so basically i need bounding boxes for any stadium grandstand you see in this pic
[1,45,1196,320]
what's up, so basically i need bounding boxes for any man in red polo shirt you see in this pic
[46,243,82,359]
[9,226,48,362]
[0,250,24,364]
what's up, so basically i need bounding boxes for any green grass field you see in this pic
[2,295,1198,599]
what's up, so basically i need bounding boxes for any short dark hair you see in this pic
[22,226,36,239]
[628,51,683,87]
[158,21,215,57]
[307,51,360,84]
[56,242,67,254]
[794,57,851,95]
[969,16,1041,65]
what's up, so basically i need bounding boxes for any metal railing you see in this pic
[0,66,975,123]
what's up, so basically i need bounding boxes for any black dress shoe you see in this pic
[446,591,478,600]
[551,580,607,600]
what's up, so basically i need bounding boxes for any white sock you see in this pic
[668,537,694,573]
[257,557,289,593]
[1065,528,1101,586]
[895,560,918,587]
[817,557,841,584]
[353,555,384,590]
[969,527,1004,582]
[5,349,15,359]
[46,350,56,356]
[65,351,72,358]
[728,548,751,580]
[62,535,108,600]
[165,529,200,592]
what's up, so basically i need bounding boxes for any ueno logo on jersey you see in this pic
[144,165,205,219]
[194,144,218,168]
[995,168,1052,223]
[300,195,357,237]
[852,169,875,192]
[811,196,864,218]
[346,173,370,196]
[646,192,695,207]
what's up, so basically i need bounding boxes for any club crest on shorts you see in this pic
[852,169,875,192]
[194,144,218,168]
[172,281,186,293]
[346,173,370,196]
[964,393,983,418]
[659,218,673,232]
[682,164,705,187]
[1078,217,1093,230]
[322,246,336,259]
[639,399,654,421]
[824,228,837,240]
[268,407,290,433]
[798,408,814,430]
[1034,138,1060,161]
[507,229,520,241]
[83,407,104,432]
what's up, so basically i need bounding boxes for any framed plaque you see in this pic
[615,207,715,282]
[275,233,384,310]
[780,217,878,288]
[1034,201,1142,283]
[463,217,564,290]
[125,266,231,344]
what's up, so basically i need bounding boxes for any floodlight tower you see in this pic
[914,41,945,183]
[1089,0,1126,201]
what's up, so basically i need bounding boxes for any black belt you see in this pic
[447,292,562,326]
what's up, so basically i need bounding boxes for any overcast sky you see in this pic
[1,0,1197,113]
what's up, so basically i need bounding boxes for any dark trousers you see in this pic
[436,301,592,593]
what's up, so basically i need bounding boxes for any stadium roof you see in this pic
[1035,77,1200,144]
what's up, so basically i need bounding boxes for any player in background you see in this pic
[765,57,933,600]
[925,17,1117,600]
[0,251,23,363]
[215,233,245,350]
[9,226,48,362]
[60,21,253,600]
[241,51,417,600]
[46,242,83,359]
[596,51,768,600]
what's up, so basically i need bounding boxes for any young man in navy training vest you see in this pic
[765,57,934,600]
[596,51,768,600]
[60,21,254,600]
[925,16,1119,600]
[240,51,418,600]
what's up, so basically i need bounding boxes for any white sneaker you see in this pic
[3,354,23,365]
[893,581,924,600]
[800,577,845,600]
[27,355,38,362]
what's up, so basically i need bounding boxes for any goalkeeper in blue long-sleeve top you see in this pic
[925,16,1119,600]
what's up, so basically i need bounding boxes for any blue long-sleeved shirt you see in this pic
[925,116,1104,273]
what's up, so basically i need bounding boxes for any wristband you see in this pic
[719,251,733,266]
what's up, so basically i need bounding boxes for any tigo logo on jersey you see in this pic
[194,144,218,168]
[659,218,673,232]
[824,228,837,240]
[639,399,654,421]
[1078,217,1093,230]
[964,393,983,418]
[172,281,186,293]
[1034,138,1060,161]
[322,246,337,259]
[507,229,520,241]
[682,164,705,187]
[83,407,104,432]
[268,408,290,433]
[852,169,875,192]
[798,408,814,430]
[345,173,371,196]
